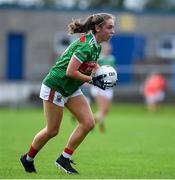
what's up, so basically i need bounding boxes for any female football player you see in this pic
[91,42,116,132]
[20,13,115,174]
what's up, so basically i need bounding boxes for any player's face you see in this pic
[97,18,115,43]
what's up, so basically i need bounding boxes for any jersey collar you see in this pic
[90,31,99,48]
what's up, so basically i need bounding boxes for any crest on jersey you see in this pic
[57,95,62,101]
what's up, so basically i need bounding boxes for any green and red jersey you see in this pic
[43,32,102,97]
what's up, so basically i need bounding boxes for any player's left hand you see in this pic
[89,74,114,90]
[103,80,115,89]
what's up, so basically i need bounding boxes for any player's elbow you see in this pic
[66,69,78,78]
[66,69,73,77]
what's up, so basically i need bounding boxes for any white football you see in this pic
[95,65,117,85]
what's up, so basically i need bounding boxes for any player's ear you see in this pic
[95,25,101,33]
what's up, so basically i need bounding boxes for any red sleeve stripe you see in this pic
[80,36,86,42]
[48,89,55,102]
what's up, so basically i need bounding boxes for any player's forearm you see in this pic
[66,70,92,82]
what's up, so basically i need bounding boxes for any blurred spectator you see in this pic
[171,62,175,95]
[143,72,167,111]
[91,42,116,133]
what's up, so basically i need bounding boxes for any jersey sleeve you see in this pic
[73,44,91,63]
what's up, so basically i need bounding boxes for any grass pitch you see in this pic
[0,103,175,179]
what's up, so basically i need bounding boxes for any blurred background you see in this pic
[0,0,175,108]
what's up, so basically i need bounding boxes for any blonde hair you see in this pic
[68,13,115,35]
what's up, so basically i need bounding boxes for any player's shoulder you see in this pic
[79,33,96,48]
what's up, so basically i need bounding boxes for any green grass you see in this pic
[0,103,175,179]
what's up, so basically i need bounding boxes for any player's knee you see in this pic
[83,120,95,132]
[46,129,59,138]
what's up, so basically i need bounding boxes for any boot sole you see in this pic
[55,161,78,174]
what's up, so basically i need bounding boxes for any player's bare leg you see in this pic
[65,95,95,150]
[55,95,95,174]
[95,95,111,132]
[32,100,63,149]
[20,100,63,173]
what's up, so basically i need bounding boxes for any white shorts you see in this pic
[146,91,165,105]
[90,86,114,100]
[40,84,83,107]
